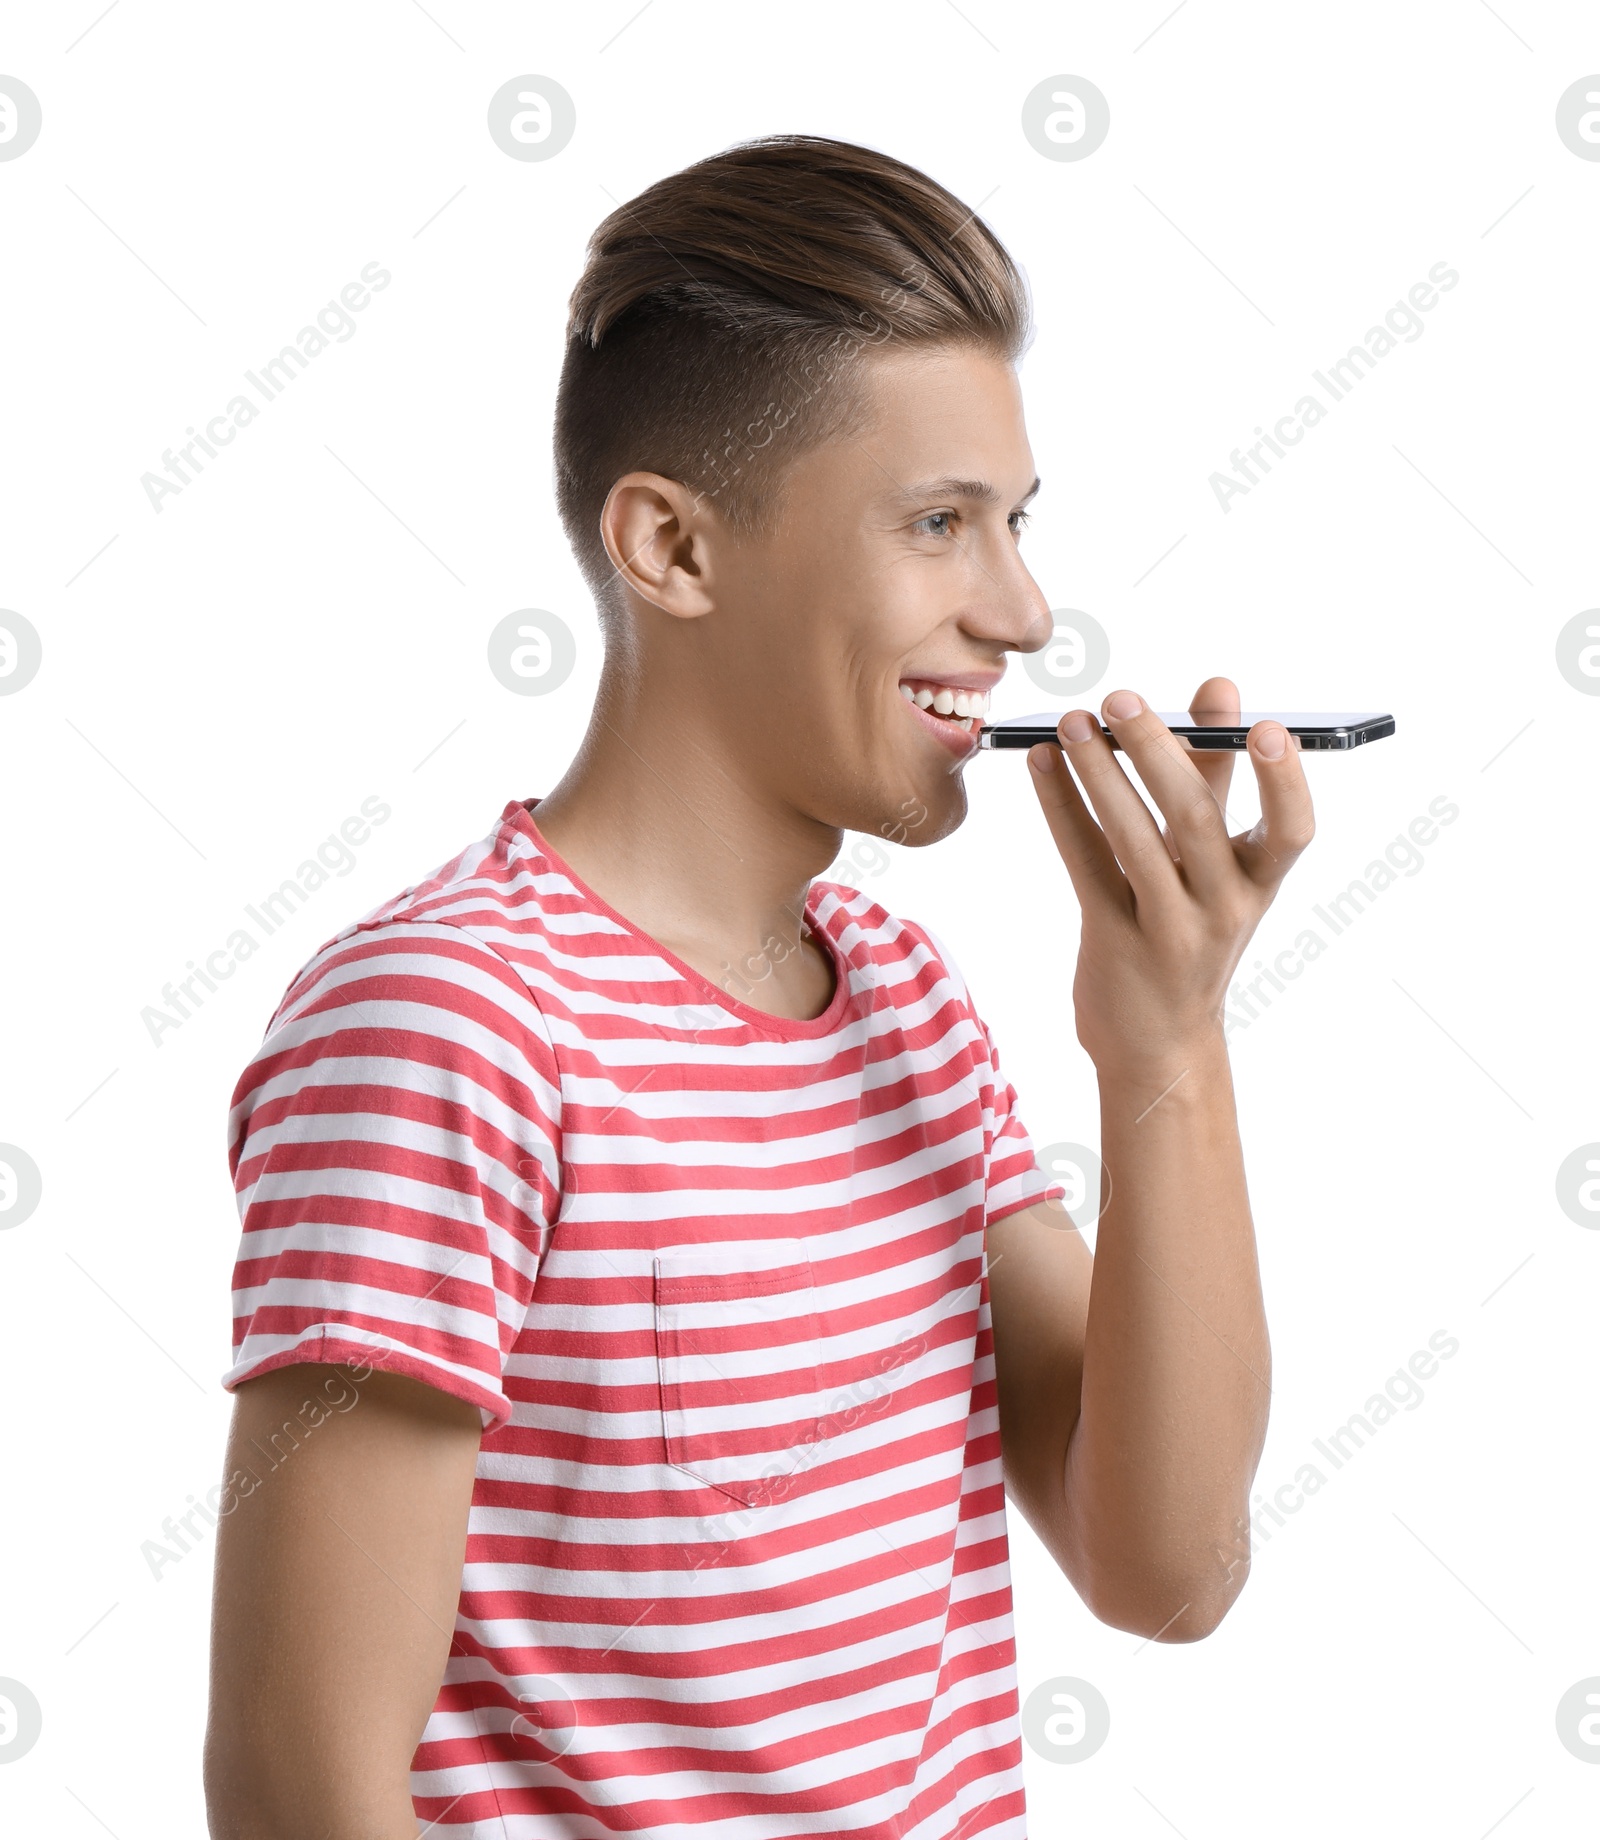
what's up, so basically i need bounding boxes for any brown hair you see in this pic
[553,134,1032,618]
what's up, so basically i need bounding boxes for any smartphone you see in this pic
[979,711,1396,753]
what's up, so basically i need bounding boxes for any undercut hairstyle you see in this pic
[553,133,1032,622]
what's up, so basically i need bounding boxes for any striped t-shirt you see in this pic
[225,797,1060,1839]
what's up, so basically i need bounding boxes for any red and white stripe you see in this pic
[226,798,1059,1838]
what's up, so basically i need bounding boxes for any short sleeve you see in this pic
[974,1014,1064,1227]
[223,919,561,1431]
[904,918,1064,1228]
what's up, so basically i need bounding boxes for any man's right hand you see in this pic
[204,1363,482,1838]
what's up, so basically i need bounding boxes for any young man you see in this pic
[206,135,1313,1838]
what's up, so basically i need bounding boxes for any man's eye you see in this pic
[913,511,954,538]
[1009,509,1032,535]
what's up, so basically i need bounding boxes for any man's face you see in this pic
[703,342,1054,846]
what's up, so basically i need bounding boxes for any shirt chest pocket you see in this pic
[653,1241,827,1506]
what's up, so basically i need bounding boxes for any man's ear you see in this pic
[598,471,720,620]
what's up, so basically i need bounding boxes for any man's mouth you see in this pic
[897,678,993,736]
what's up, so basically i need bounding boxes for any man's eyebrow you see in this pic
[897,474,1042,508]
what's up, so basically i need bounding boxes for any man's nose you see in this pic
[964,538,1054,654]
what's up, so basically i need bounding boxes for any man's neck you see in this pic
[529,679,844,1019]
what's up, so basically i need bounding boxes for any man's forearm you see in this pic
[1061,1034,1270,1639]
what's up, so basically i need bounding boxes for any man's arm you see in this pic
[987,676,1312,1643]
[988,1039,1267,1643]
[205,1364,482,1839]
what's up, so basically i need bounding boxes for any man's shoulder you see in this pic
[259,800,562,1038]
[226,803,570,1165]
[810,879,969,997]
[812,876,920,944]
[352,796,549,931]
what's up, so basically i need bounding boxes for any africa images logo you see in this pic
[139,264,391,513]
[1209,263,1459,513]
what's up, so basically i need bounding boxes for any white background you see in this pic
[1,2,1597,1834]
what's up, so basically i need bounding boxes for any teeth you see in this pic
[901,683,993,719]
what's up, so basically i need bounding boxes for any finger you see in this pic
[1187,675,1241,814]
[1027,743,1131,915]
[1155,678,1241,862]
[1054,704,1188,912]
[1096,692,1237,902]
[1234,721,1316,887]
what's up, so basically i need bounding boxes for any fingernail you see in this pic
[1060,710,1096,744]
[1104,690,1141,719]
[1028,744,1057,774]
[1255,724,1287,759]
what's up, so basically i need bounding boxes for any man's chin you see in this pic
[869,773,966,851]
